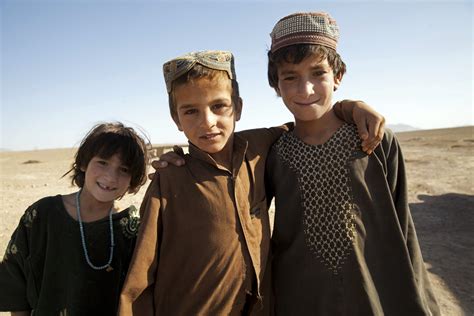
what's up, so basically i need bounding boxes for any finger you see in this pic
[356,119,369,141]
[361,133,373,152]
[368,118,381,142]
[366,130,384,152]
[363,140,378,154]
[158,151,186,166]
[377,118,386,141]
[361,138,374,153]
[151,160,160,170]
[364,118,385,152]
[148,172,155,180]
[151,159,168,171]
[169,157,185,166]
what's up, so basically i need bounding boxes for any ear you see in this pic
[234,97,243,121]
[172,113,183,132]
[333,72,343,91]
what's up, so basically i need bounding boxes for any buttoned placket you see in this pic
[229,144,263,300]
[188,139,263,299]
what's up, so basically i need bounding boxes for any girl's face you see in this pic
[81,153,132,204]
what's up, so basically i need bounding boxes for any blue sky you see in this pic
[1,0,472,150]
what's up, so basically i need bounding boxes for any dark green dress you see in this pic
[0,195,140,316]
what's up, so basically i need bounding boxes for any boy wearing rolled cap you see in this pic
[119,50,384,315]
[266,12,440,315]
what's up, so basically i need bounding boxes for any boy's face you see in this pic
[276,54,342,122]
[172,76,242,164]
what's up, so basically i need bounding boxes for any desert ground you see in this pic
[0,126,472,315]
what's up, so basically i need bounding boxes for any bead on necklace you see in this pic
[76,189,115,270]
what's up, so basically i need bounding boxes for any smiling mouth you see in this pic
[294,100,320,106]
[200,133,221,140]
[97,182,116,191]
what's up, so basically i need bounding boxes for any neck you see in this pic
[293,108,344,145]
[78,189,115,222]
[210,136,234,171]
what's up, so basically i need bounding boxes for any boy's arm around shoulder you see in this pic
[377,130,441,315]
[119,173,163,316]
[334,100,385,153]
[237,123,292,152]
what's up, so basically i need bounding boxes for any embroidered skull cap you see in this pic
[163,50,235,93]
[270,12,339,53]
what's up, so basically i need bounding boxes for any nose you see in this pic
[200,108,217,128]
[298,79,314,97]
[104,166,120,183]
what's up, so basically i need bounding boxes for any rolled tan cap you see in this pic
[163,50,235,93]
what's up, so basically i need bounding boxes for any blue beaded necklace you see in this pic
[76,189,115,270]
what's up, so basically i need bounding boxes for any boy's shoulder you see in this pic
[236,123,292,150]
[149,162,189,182]
[379,127,398,151]
[236,123,292,138]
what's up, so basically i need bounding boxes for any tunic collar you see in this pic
[188,133,248,176]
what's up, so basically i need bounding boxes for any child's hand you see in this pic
[335,99,385,154]
[148,147,186,179]
[351,101,385,154]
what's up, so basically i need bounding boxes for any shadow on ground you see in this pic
[410,193,474,315]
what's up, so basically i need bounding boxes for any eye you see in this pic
[211,102,233,113]
[96,159,107,166]
[313,70,326,77]
[183,108,197,115]
[211,103,225,111]
[119,166,130,174]
[282,75,296,82]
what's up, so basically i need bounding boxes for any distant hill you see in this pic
[388,124,419,133]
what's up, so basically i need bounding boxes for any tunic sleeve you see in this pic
[385,133,441,316]
[118,173,163,316]
[0,207,36,311]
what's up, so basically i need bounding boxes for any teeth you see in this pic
[98,182,115,191]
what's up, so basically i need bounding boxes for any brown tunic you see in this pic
[119,127,284,316]
[266,124,440,316]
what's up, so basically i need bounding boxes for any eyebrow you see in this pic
[177,98,231,110]
[177,104,195,110]
[281,64,329,76]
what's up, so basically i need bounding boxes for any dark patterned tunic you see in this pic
[266,123,440,316]
[0,195,140,316]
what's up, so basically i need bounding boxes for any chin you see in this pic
[202,144,225,154]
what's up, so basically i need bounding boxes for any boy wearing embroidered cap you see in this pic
[119,50,385,315]
[266,12,440,315]
[119,50,285,315]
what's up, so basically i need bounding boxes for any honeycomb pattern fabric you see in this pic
[275,123,360,274]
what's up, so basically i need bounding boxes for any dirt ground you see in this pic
[0,126,472,315]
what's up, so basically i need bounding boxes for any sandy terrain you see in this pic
[0,126,472,315]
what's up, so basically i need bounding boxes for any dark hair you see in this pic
[267,44,346,91]
[66,122,149,194]
[168,64,240,119]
